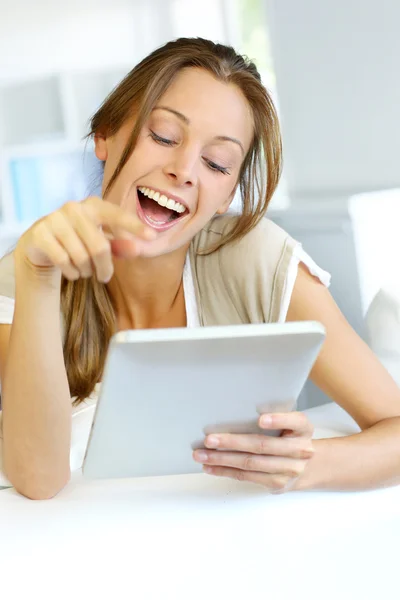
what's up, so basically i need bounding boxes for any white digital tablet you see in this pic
[82,321,325,479]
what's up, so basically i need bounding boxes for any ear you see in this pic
[216,185,239,215]
[94,132,108,161]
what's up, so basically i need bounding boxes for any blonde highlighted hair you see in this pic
[62,37,283,404]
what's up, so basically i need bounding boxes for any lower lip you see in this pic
[136,193,187,232]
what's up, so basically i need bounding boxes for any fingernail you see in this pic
[102,272,113,283]
[203,466,214,475]
[206,435,219,448]
[260,415,272,427]
[194,451,209,463]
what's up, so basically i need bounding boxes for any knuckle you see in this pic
[46,211,62,227]
[257,437,270,455]
[205,453,216,464]
[298,445,314,460]
[84,196,102,213]
[62,200,80,214]
[92,240,111,258]
[286,464,303,478]
[243,454,257,471]
[73,251,90,266]
[84,195,101,206]
[32,222,46,243]
[234,469,246,482]
[57,254,71,268]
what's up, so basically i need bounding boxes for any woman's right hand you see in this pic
[16,196,155,283]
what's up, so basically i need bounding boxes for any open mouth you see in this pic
[136,187,189,232]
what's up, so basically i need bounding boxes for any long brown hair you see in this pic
[63,37,282,404]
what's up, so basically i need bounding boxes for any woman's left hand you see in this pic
[193,412,314,493]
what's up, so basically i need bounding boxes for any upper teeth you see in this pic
[138,187,186,214]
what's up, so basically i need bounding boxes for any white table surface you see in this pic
[1,402,399,600]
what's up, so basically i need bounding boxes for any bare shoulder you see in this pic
[287,263,400,428]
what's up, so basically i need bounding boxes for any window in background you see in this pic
[230,0,289,210]
[236,0,276,91]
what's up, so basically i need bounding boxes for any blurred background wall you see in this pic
[0,0,285,244]
[0,0,399,406]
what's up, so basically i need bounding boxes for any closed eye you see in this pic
[204,159,230,175]
[150,130,230,175]
[149,130,176,146]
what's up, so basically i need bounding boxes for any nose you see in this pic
[162,146,198,188]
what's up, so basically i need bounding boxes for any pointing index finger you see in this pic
[84,197,155,241]
[100,202,156,240]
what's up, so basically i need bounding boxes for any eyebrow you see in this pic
[153,105,245,155]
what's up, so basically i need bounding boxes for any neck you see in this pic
[107,247,188,330]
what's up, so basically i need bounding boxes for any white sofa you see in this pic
[351,189,400,386]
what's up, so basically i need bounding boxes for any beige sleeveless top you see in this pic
[189,214,298,325]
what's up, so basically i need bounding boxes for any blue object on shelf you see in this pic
[9,150,101,222]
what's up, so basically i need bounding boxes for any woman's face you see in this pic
[95,67,254,256]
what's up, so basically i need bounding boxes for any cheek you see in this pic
[204,175,235,204]
[121,139,156,181]
[195,182,234,218]
[132,135,167,169]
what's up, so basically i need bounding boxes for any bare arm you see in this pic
[288,264,400,491]
[1,259,71,500]
[0,197,153,500]
[194,264,400,492]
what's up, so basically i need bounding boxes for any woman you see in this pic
[0,38,399,500]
